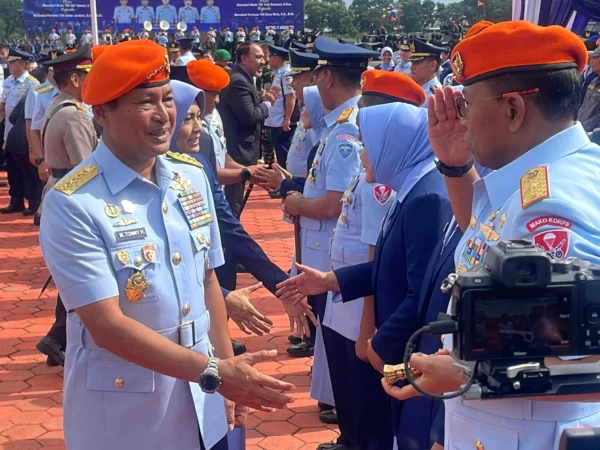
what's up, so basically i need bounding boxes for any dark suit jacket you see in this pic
[396,222,463,450]
[187,151,287,295]
[217,64,269,166]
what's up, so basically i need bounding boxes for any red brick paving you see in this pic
[0,178,338,449]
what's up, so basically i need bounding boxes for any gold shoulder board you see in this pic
[53,165,99,195]
[37,85,54,94]
[33,83,46,92]
[75,102,86,112]
[520,166,549,209]
[165,151,204,169]
[337,107,354,124]
[27,75,38,83]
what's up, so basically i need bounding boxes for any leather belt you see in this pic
[51,168,70,179]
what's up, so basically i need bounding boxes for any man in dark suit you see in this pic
[217,42,278,218]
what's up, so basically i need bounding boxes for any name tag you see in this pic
[115,227,147,242]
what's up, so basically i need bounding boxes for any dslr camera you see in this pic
[449,240,600,399]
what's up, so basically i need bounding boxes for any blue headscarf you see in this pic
[303,85,327,143]
[359,102,434,203]
[169,80,206,151]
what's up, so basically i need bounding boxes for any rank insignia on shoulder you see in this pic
[75,102,86,112]
[53,164,98,195]
[37,85,54,94]
[520,166,549,209]
[337,107,354,124]
[27,75,38,83]
[165,151,204,169]
[33,84,46,92]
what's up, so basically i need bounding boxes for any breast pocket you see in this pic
[109,241,162,304]
[446,410,518,450]
[189,227,211,286]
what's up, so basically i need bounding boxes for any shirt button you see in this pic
[315,242,320,247]
[172,252,182,265]
[182,304,191,316]
[162,202,168,213]
[475,441,484,450]
[134,256,143,267]
[204,257,210,269]
[115,377,124,388]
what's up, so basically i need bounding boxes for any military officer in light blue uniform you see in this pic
[200,0,221,23]
[408,38,443,100]
[180,0,200,23]
[286,51,321,178]
[385,21,600,450]
[393,38,412,76]
[65,29,76,46]
[136,0,155,23]
[281,37,378,441]
[39,39,294,450]
[156,0,178,24]
[114,0,135,24]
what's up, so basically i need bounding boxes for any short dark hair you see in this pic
[179,40,192,51]
[53,70,86,89]
[486,68,583,121]
[323,66,363,90]
[236,43,254,62]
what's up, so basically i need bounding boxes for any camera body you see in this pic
[452,240,600,362]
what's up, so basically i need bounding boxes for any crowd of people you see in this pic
[1,15,600,450]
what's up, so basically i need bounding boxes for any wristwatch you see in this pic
[240,167,251,182]
[434,157,474,178]
[34,157,45,166]
[199,357,221,394]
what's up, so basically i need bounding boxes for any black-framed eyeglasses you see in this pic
[455,88,540,118]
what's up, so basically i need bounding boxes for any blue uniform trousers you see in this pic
[322,324,394,450]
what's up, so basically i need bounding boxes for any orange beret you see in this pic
[464,21,494,39]
[91,46,109,62]
[82,40,170,106]
[451,21,588,86]
[187,59,230,92]
[360,70,426,107]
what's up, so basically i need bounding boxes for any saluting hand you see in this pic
[428,86,471,167]
[218,349,295,412]
[276,263,338,304]
[225,282,274,336]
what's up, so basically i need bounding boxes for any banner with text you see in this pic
[24,0,304,34]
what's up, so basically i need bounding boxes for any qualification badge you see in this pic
[125,272,147,302]
[105,203,120,218]
[498,213,506,229]
[117,250,130,264]
[469,216,476,229]
[480,223,500,242]
[142,244,156,263]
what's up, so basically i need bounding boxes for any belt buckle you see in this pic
[177,320,196,348]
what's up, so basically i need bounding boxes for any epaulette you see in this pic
[520,166,549,209]
[33,83,46,92]
[337,107,354,124]
[37,85,54,94]
[75,101,86,112]
[27,75,38,83]
[53,164,99,195]
[165,151,204,169]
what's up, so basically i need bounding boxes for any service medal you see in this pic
[142,244,156,263]
[125,272,147,302]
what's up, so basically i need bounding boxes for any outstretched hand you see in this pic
[276,263,336,305]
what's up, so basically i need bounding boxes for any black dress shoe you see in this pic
[318,402,334,412]
[23,208,34,216]
[288,334,302,345]
[286,339,314,358]
[0,203,25,214]
[232,339,247,356]
[46,356,59,367]
[36,336,65,367]
[319,408,338,424]
[33,213,41,226]
[317,437,352,450]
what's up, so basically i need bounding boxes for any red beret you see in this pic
[452,21,588,86]
[187,59,230,92]
[82,40,170,105]
[360,70,426,107]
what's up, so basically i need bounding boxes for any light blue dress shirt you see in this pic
[286,116,313,178]
[156,4,177,23]
[136,6,155,22]
[200,5,220,23]
[114,5,135,23]
[39,140,228,450]
[422,76,442,100]
[179,6,200,22]
[2,72,39,140]
[264,64,293,128]
[446,123,600,450]
[203,110,227,169]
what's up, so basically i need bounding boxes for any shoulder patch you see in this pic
[373,184,392,205]
[37,85,54,94]
[53,165,99,195]
[337,107,354,124]
[338,142,353,159]
[33,84,46,92]
[165,151,204,169]
[520,166,549,209]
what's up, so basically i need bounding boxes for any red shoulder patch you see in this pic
[533,229,570,260]
[526,215,573,233]
[373,184,392,205]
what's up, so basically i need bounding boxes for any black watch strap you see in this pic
[241,167,251,181]
[435,158,474,178]
[35,157,45,165]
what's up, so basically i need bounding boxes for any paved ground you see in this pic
[0,180,338,450]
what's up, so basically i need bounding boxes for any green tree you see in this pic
[305,0,356,36]
[0,0,24,39]
[350,0,395,35]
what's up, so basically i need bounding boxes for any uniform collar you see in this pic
[95,140,149,195]
[16,72,29,83]
[324,95,360,128]
[482,123,590,210]
[422,76,440,91]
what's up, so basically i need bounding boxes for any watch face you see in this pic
[200,372,220,392]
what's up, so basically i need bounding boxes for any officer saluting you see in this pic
[39,39,294,450]
[386,21,600,450]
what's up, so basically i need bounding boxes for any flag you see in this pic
[478,1,485,6]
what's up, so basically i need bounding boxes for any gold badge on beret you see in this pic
[520,166,549,209]
[125,272,147,302]
[451,52,464,80]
